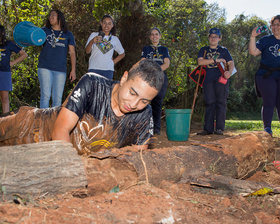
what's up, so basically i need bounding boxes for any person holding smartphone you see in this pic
[196,28,234,136]
[249,15,280,137]
[85,15,125,79]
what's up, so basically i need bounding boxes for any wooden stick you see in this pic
[190,65,203,120]
[190,50,206,120]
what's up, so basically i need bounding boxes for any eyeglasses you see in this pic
[271,24,280,27]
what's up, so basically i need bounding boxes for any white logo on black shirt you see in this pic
[70,88,81,103]
[149,117,154,135]
[269,44,280,57]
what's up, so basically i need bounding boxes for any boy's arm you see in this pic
[51,107,79,143]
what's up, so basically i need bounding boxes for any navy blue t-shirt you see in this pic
[0,41,21,72]
[198,45,232,83]
[38,27,75,73]
[256,35,280,78]
[141,45,170,66]
[65,73,153,153]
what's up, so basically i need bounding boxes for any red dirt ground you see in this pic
[1,121,280,224]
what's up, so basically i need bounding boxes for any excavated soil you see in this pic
[0,121,280,224]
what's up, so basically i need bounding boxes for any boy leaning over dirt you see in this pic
[0,60,164,154]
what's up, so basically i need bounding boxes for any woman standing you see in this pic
[85,15,125,79]
[141,27,170,135]
[38,9,76,108]
[249,15,280,137]
[0,25,27,114]
[196,28,234,136]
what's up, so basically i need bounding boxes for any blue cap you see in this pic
[209,28,221,37]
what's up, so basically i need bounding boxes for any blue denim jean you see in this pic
[38,68,66,108]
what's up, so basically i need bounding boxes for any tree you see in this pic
[0,0,269,118]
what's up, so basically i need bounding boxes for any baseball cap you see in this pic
[209,28,221,37]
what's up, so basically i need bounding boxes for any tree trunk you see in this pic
[0,141,87,201]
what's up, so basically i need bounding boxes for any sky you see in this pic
[204,0,279,23]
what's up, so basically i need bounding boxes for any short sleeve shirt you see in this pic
[141,45,170,66]
[256,35,280,77]
[0,41,21,72]
[86,32,125,71]
[65,73,153,154]
[38,27,76,73]
[198,45,233,83]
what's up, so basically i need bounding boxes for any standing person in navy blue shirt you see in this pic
[197,28,234,135]
[38,9,76,108]
[141,27,170,135]
[249,15,280,137]
[0,25,27,115]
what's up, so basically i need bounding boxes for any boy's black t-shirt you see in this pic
[65,73,153,154]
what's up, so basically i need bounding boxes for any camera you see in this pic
[98,31,105,40]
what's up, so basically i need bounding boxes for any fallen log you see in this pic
[89,132,277,187]
[0,132,277,200]
[0,141,87,201]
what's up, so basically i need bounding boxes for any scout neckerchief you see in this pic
[0,47,6,62]
[51,29,63,48]
[207,46,220,69]
[97,34,113,54]
[151,44,163,63]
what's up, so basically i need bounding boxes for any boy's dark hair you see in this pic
[0,25,7,46]
[127,59,164,91]
[98,15,116,36]
[46,9,68,33]
[271,15,280,25]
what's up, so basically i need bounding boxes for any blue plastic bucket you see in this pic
[13,21,46,47]
[165,109,192,141]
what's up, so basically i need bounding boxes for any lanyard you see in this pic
[103,35,112,42]
[151,44,161,59]
[51,29,63,48]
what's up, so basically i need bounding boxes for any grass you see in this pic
[225,120,280,138]
[227,111,279,121]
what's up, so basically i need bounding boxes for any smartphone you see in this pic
[256,25,268,34]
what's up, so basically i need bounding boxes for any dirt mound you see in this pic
[1,127,280,224]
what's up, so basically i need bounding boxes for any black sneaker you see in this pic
[264,127,273,137]
[197,130,213,135]
[214,129,223,135]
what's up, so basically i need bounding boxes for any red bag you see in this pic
[217,62,228,85]
[188,65,206,87]
[218,76,227,84]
